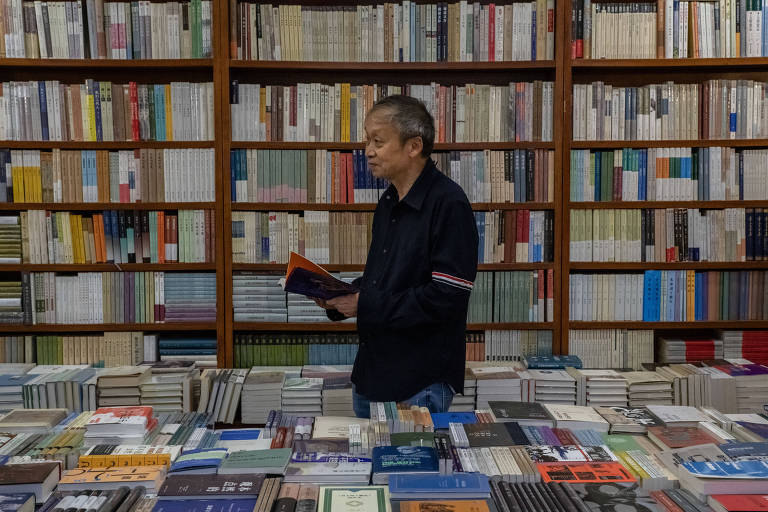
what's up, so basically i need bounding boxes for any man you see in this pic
[315,95,479,418]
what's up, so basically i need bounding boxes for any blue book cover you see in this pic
[0,494,35,512]
[720,442,768,460]
[37,82,49,141]
[524,355,583,369]
[738,422,768,440]
[154,500,259,512]
[430,412,477,430]
[170,448,228,473]
[160,348,216,356]
[218,429,261,441]
[682,460,768,478]
[0,374,38,390]
[230,151,237,201]
[531,6,536,60]
[389,473,490,497]
[372,446,439,481]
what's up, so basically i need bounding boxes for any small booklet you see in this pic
[279,252,359,300]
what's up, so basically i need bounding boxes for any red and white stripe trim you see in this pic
[432,272,474,291]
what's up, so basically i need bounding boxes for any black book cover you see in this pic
[489,401,550,423]
[565,483,664,512]
[503,422,531,446]
[464,423,514,448]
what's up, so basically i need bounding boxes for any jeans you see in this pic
[352,382,454,419]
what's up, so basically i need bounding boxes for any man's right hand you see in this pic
[313,297,331,309]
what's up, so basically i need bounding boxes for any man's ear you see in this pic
[407,136,424,158]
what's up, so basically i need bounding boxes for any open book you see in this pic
[278,252,360,300]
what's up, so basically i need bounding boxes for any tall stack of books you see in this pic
[139,369,194,413]
[449,368,477,412]
[97,366,150,407]
[568,369,628,407]
[240,370,285,424]
[528,370,577,405]
[302,365,354,417]
[84,406,156,447]
[623,371,674,407]
[472,367,522,409]
[282,377,323,417]
[233,273,286,322]
[163,273,216,323]
[0,215,21,263]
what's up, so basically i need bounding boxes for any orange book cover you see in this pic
[280,251,358,300]
[59,465,166,489]
[537,462,636,483]
[399,500,490,512]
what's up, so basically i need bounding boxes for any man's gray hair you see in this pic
[369,95,435,157]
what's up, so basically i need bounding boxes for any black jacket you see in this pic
[329,158,479,401]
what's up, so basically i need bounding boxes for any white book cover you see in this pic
[646,404,708,424]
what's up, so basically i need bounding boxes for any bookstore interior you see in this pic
[5,0,768,510]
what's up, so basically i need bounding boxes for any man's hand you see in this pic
[313,297,331,309]
[326,292,359,318]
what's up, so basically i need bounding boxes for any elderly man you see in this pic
[316,94,479,418]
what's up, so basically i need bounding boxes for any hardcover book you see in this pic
[0,494,34,512]
[537,462,636,483]
[158,474,266,499]
[488,401,553,427]
[316,486,390,512]
[371,446,439,485]
[566,482,664,511]
[388,473,491,499]
[58,465,166,491]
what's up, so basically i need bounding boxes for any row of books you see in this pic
[231,1,556,62]
[2,0,213,59]
[231,211,372,265]
[569,208,756,263]
[657,330,768,366]
[229,149,555,205]
[475,210,554,264]
[569,270,768,322]
[567,329,654,371]
[466,330,554,363]
[233,333,359,368]
[18,209,215,264]
[230,81,555,143]
[6,271,216,325]
[1,80,215,142]
[0,149,216,204]
[232,271,359,322]
[572,0,768,59]
[569,147,768,202]
[468,270,554,323]
[572,80,768,141]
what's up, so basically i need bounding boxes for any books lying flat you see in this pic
[218,448,292,475]
[388,473,491,500]
[317,486,390,512]
[284,452,372,484]
[543,404,610,432]
[0,463,60,503]
[488,401,553,427]
[158,474,267,500]
[0,494,35,512]
[371,446,439,485]
[595,406,660,433]
[0,408,68,433]
[168,448,228,474]
[58,466,166,492]
[86,407,153,436]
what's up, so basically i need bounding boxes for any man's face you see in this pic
[363,110,418,181]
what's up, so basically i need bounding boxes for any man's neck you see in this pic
[391,158,428,200]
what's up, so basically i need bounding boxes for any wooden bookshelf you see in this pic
[231,142,556,150]
[1,141,215,149]
[233,322,556,332]
[0,203,217,211]
[230,61,558,70]
[0,323,217,332]
[561,0,768,360]
[0,58,214,69]
[232,202,556,212]
[0,264,216,272]
[233,263,555,272]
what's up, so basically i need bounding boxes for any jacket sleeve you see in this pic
[325,276,364,321]
[357,196,479,331]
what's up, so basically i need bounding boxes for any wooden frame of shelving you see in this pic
[12,0,768,368]
[560,0,768,351]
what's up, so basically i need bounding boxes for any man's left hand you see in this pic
[327,292,359,318]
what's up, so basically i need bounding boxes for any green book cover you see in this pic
[56,336,63,364]
[601,433,643,453]
[389,432,435,447]
[219,448,292,471]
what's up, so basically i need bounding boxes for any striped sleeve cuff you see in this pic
[432,271,474,291]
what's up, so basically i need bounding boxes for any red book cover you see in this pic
[438,86,446,143]
[157,211,165,264]
[503,210,515,263]
[537,462,635,483]
[709,495,768,511]
[204,210,212,263]
[547,269,554,321]
[210,210,215,264]
[649,491,685,512]
[552,428,579,445]
[170,214,178,263]
[128,82,140,142]
[88,406,153,425]
[290,85,297,139]
[488,4,495,61]
[646,426,718,450]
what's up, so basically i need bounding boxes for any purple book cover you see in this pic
[539,426,562,446]
[283,267,359,300]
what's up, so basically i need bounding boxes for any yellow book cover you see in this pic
[686,269,695,321]
[22,151,32,203]
[59,465,166,490]
[87,93,97,142]
[11,152,24,204]
[71,214,84,264]
[341,83,350,142]
[129,454,147,466]
[165,85,173,141]
[117,454,133,467]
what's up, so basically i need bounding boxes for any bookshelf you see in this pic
[561,0,768,360]
[12,0,768,369]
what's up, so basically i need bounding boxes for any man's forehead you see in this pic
[364,116,395,133]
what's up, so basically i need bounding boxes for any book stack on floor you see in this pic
[240,370,285,424]
[97,366,151,407]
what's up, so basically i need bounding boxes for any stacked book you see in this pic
[233,272,286,322]
[139,369,195,413]
[658,336,724,363]
[472,367,522,409]
[568,369,628,407]
[22,366,98,411]
[287,293,328,322]
[303,366,354,417]
[722,330,768,364]
[704,361,768,413]
[0,215,21,263]
[0,279,23,324]
[157,335,217,367]
[0,372,40,408]
[282,377,323,417]
[240,370,285,424]
[84,406,156,447]
[163,273,216,323]
[623,371,674,406]
[97,366,150,407]
[449,368,477,412]
[528,369,577,405]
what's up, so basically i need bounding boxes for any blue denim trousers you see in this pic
[352,382,454,418]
